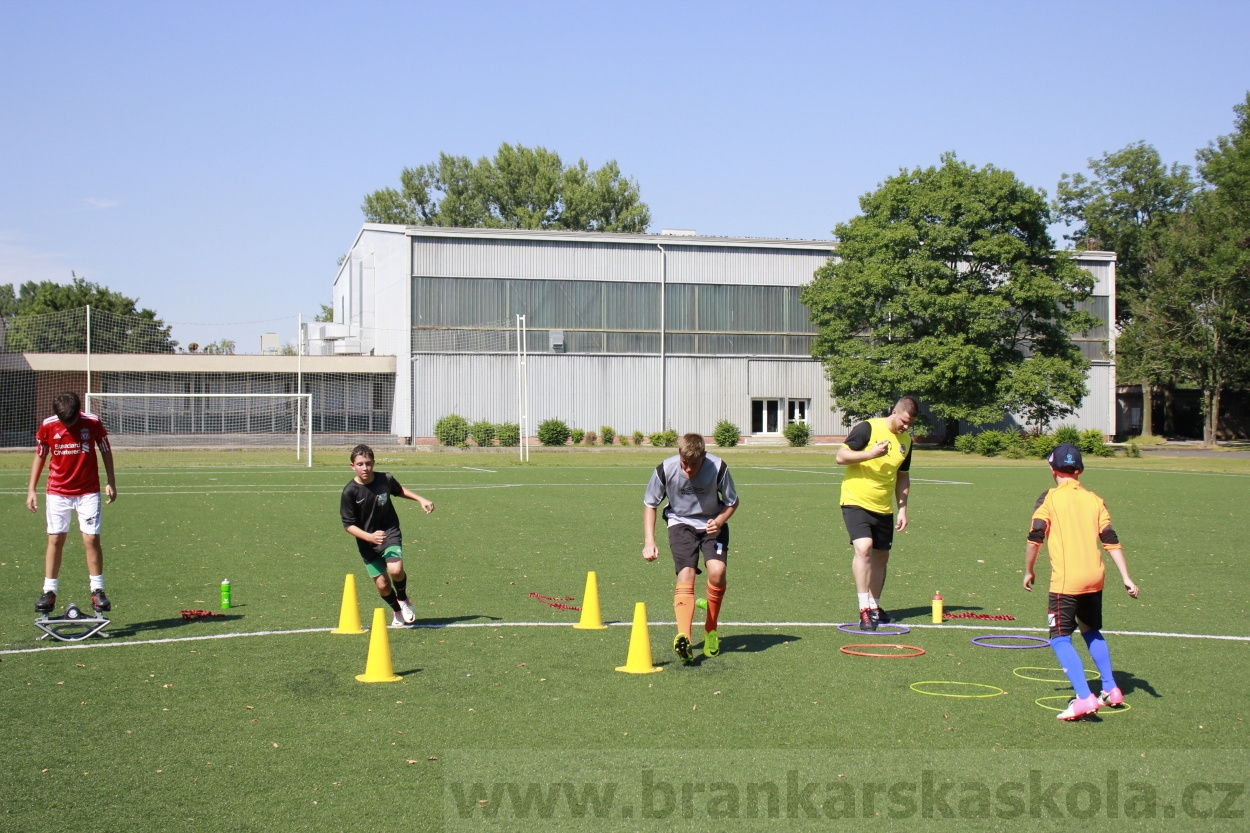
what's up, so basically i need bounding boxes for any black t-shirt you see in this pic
[341,472,405,535]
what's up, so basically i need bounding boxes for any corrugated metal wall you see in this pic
[411,353,849,437]
[413,238,659,283]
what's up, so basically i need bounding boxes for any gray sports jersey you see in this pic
[643,453,739,529]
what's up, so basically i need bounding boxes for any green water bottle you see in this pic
[221,579,231,609]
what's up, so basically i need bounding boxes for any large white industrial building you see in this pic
[312,224,1116,443]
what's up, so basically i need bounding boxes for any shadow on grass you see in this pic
[712,633,801,655]
[107,614,247,637]
[411,615,502,628]
[1115,669,1161,699]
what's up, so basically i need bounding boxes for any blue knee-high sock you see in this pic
[1082,629,1117,692]
[1050,635,1092,698]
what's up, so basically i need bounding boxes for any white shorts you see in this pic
[46,493,103,536]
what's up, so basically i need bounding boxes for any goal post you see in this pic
[85,392,313,466]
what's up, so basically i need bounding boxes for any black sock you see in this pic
[380,589,400,612]
[392,576,408,601]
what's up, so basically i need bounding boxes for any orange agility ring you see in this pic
[840,643,925,658]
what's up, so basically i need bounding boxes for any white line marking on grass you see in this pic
[756,467,842,476]
[463,466,497,473]
[4,620,1247,657]
[909,478,973,485]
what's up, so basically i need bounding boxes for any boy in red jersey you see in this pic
[1024,443,1139,721]
[26,392,117,615]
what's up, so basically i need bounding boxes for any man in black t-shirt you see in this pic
[340,444,434,627]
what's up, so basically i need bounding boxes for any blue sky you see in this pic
[1,1,1247,350]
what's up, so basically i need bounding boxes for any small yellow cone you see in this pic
[355,608,402,683]
[330,574,366,634]
[615,602,663,674]
[573,570,607,630]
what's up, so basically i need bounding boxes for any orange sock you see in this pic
[674,582,695,637]
[705,583,725,631]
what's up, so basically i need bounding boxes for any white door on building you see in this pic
[751,399,781,434]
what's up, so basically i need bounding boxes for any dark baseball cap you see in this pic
[1048,443,1084,473]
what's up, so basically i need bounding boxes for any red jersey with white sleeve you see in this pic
[35,413,111,497]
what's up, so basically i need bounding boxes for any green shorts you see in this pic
[362,545,403,578]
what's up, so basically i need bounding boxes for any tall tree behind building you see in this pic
[361,143,651,233]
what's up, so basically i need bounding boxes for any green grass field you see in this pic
[1,448,1247,832]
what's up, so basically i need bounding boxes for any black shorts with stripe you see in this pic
[1047,590,1103,638]
[841,505,895,551]
[668,523,729,575]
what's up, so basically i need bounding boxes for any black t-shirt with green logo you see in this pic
[340,472,405,555]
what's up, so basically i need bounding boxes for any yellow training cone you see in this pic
[330,574,366,634]
[615,602,662,674]
[573,570,607,630]
[355,608,402,683]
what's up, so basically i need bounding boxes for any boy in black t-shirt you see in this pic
[340,444,434,627]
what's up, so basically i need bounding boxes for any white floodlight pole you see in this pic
[85,305,92,413]
[517,314,529,462]
[296,313,303,461]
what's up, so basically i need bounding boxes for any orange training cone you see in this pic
[574,570,607,629]
[331,574,367,634]
[615,602,663,674]
[355,608,402,683]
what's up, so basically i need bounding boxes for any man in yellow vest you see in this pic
[836,396,918,630]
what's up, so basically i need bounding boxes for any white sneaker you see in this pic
[389,613,406,628]
[398,599,416,625]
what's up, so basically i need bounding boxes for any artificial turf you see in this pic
[1,449,1246,831]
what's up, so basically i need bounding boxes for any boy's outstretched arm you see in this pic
[399,488,435,514]
[1107,548,1139,598]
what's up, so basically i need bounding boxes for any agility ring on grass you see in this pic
[1035,695,1132,715]
[1013,666,1099,683]
[910,681,1006,698]
[836,622,911,635]
[840,643,925,658]
[970,634,1050,649]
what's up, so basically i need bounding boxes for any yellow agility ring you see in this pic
[909,681,1006,698]
[1034,695,1132,714]
[1013,667,1100,683]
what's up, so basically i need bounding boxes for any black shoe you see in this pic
[673,633,695,665]
[91,588,111,613]
[872,608,892,625]
[859,608,877,631]
[35,590,56,614]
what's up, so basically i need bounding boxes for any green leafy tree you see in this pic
[314,304,334,323]
[802,153,1097,441]
[362,143,651,232]
[1,273,176,353]
[1055,142,1196,435]
[1148,94,1250,445]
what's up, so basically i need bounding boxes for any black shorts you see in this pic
[841,505,895,551]
[668,523,729,575]
[1048,591,1103,638]
[355,528,403,561]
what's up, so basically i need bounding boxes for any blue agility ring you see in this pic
[837,622,910,636]
[971,634,1050,649]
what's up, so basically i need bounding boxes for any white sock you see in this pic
[43,578,59,593]
[869,596,880,610]
[89,574,105,591]
[857,592,871,609]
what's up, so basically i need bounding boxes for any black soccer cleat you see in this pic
[91,588,111,613]
[872,607,892,625]
[859,607,877,631]
[673,633,695,665]
[35,590,57,614]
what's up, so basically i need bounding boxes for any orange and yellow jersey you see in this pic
[839,417,912,515]
[1028,479,1121,594]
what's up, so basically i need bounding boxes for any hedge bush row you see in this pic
[433,416,806,448]
[953,426,1115,459]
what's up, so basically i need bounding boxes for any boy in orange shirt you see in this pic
[1024,443,1139,720]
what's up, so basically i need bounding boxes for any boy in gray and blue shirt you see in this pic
[642,433,739,664]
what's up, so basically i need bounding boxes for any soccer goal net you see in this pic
[85,392,314,465]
